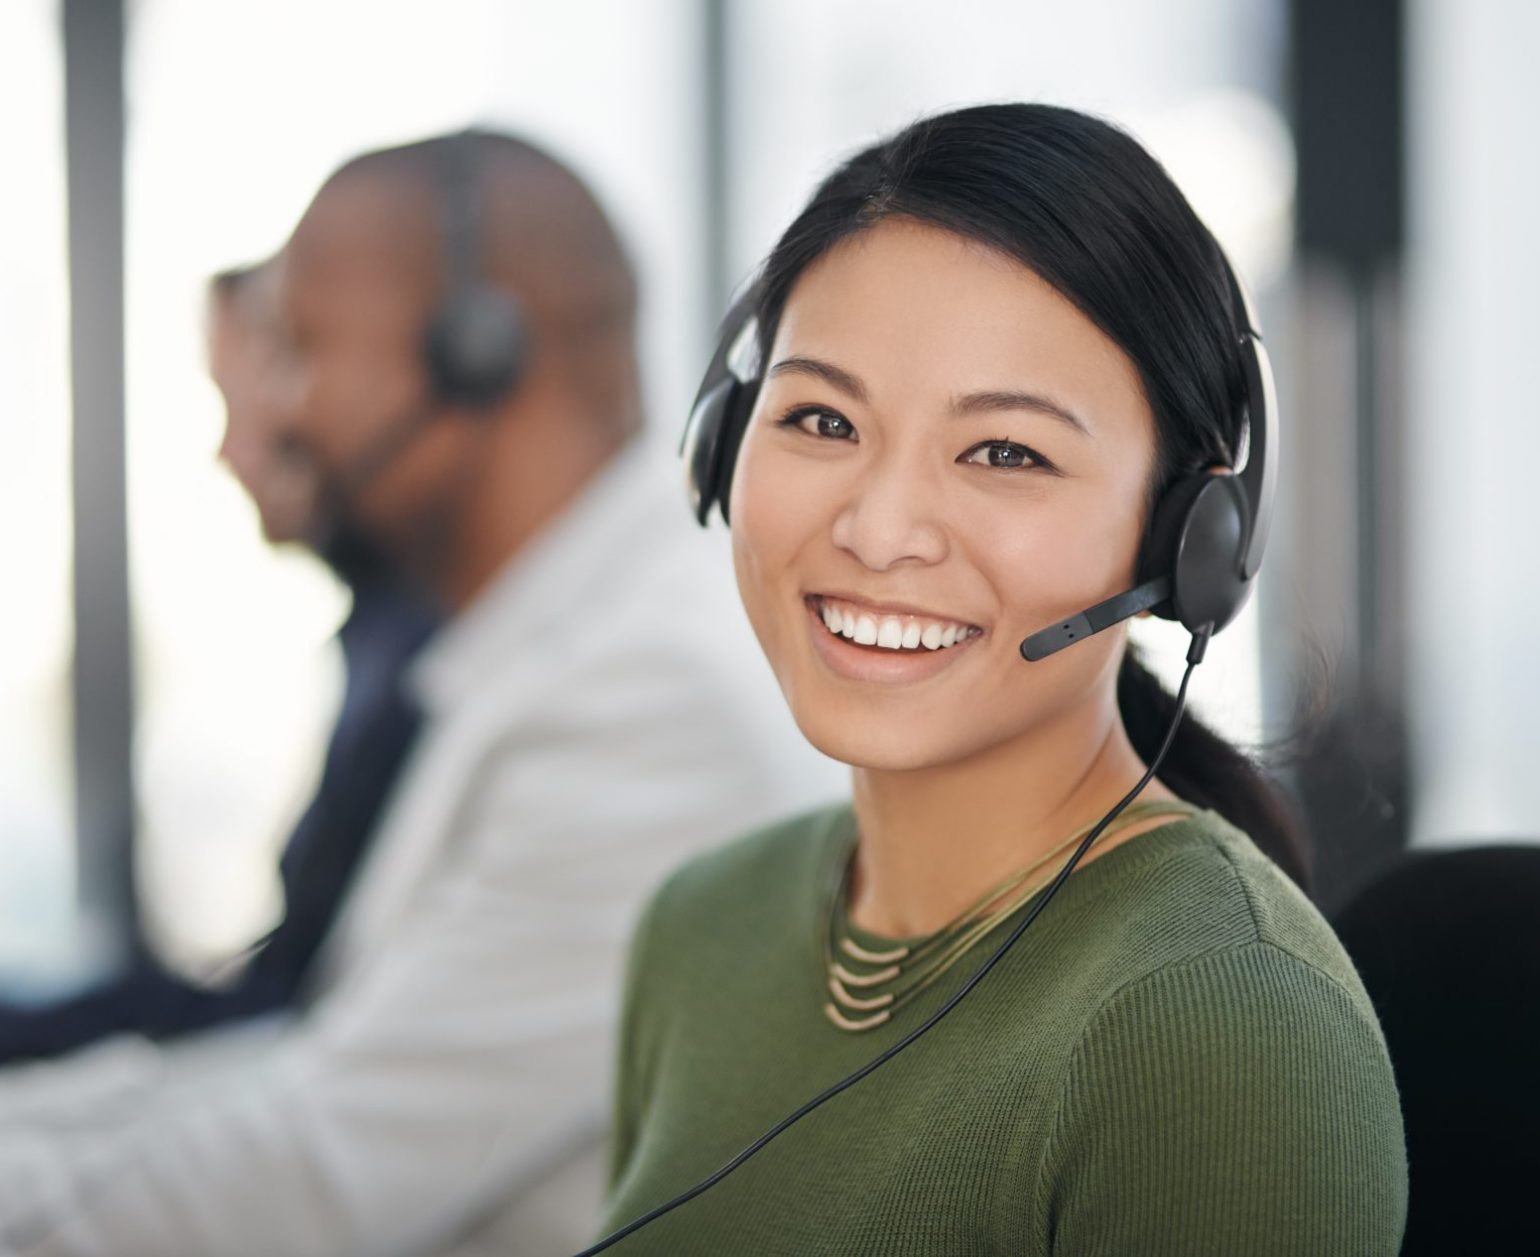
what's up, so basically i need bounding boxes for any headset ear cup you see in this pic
[681,375,758,527]
[424,285,526,410]
[682,295,764,526]
[1169,473,1253,633]
[713,381,757,526]
[682,378,736,525]
[1138,474,1210,621]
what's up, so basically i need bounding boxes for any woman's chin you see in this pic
[786,705,994,775]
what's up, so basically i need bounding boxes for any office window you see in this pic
[0,1,76,986]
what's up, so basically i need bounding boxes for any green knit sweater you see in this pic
[599,805,1408,1255]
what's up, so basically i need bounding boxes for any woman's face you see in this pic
[729,218,1160,771]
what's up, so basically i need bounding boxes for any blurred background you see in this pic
[0,0,1534,994]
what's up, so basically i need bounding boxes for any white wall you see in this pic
[0,1,76,985]
[1406,0,1540,844]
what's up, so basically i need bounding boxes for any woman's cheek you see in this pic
[728,434,800,665]
[730,430,835,569]
[1000,488,1143,630]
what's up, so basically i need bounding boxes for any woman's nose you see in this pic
[829,455,949,572]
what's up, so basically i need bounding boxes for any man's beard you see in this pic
[307,476,458,605]
[306,478,401,593]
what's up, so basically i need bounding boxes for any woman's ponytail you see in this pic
[1118,651,1312,889]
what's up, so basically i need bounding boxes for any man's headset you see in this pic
[299,129,529,508]
[577,249,1278,1255]
[422,130,528,412]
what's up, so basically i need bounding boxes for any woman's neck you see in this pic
[847,698,1178,938]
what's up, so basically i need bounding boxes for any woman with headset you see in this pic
[592,104,1407,1255]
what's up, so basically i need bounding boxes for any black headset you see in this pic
[421,129,529,409]
[307,130,530,506]
[680,257,1276,660]
[422,129,528,412]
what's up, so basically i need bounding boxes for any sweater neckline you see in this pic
[819,802,1223,955]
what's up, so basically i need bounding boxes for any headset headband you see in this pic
[422,129,526,411]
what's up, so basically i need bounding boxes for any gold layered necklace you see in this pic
[820,799,1200,1032]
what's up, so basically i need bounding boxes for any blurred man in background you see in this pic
[0,129,836,1257]
[0,262,436,1065]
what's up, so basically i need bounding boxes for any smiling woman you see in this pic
[732,220,1160,784]
[596,104,1407,1256]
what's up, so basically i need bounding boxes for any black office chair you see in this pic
[1332,844,1540,1257]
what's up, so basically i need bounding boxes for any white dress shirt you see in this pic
[0,437,844,1257]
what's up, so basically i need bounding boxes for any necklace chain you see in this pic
[820,799,1199,1032]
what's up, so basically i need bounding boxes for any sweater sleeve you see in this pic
[1034,941,1408,1256]
[606,879,669,1193]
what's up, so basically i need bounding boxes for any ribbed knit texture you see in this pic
[599,805,1408,1255]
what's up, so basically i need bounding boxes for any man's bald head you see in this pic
[274,130,647,608]
[285,130,640,429]
[342,132,635,324]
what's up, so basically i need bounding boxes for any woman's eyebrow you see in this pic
[949,389,1092,438]
[765,359,1091,439]
[766,355,868,403]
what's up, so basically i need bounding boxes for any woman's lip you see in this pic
[803,598,982,685]
[805,591,982,628]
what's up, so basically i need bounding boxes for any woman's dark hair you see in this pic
[748,102,1311,887]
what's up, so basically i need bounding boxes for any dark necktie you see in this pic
[245,585,438,1003]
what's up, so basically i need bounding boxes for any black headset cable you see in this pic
[575,624,1213,1255]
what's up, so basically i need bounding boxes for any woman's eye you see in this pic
[960,440,1039,470]
[780,407,856,441]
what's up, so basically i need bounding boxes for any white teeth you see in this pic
[816,597,977,653]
